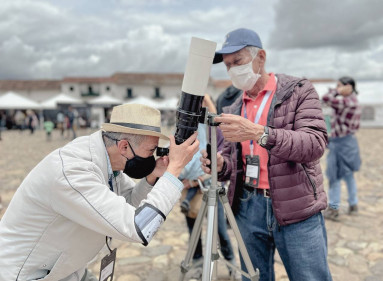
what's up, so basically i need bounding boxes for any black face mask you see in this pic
[122,141,156,179]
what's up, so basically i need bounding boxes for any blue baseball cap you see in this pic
[213,28,263,64]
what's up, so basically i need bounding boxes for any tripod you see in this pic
[179,113,259,281]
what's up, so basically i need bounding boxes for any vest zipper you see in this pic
[302,164,317,199]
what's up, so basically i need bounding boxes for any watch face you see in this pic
[261,135,268,145]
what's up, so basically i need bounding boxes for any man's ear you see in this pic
[257,49,266,68]
[117,139,129,153]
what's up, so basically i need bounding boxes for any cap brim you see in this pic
[101,123,169,140]
[213,45,247,64]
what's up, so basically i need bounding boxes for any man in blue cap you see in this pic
[201,28,332,280]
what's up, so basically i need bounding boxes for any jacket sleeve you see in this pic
[51,160,181,243]
[217,140,234,182]
[118,175,153,207]
[266,81,328,163]
[322,90,358,110]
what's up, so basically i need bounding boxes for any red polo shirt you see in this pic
[241,73,277,190]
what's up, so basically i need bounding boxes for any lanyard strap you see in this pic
[243,90,273,124]
[244,89,273,155]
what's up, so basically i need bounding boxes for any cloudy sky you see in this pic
[1,0,382,81]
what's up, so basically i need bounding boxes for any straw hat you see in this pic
[101,104,169,140]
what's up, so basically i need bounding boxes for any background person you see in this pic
[66,106,77,139]
[216,85,242,115]
[43,117,55,141]
[56,110,65,137]
[26,109,38,134]
[201,28,332,281]
[0,104,199,281]
[322,76,362,221]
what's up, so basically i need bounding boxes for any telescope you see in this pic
[174,37,216,144]
[156,37,217,156]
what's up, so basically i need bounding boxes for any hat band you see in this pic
[111,122,161,133]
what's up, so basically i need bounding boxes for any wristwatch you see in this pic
[257,126,269,147]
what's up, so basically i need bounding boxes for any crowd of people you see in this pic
[0,27,363,281]
[0,106,89,141]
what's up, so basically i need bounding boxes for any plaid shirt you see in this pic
[322,89,361,137]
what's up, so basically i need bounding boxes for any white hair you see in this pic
[245,46,260,58]
[103,132,148,148]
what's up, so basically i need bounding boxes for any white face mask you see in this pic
[228,57,261,91]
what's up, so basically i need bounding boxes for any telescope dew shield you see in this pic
[175,37,217,144]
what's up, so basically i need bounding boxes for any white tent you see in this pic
[40,93,83,109]
[125,96,159,108]
[0,91,41,110]
[88,95,123,106]
[157,97,178,110]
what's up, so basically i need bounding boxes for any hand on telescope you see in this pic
[166,132,200,178]
[200,150,224,174]
[214,113,264,143]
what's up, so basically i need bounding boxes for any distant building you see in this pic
[1,74,382,128]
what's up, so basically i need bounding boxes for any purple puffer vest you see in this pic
[218,74,328,226]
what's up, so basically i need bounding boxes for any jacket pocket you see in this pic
[28,252,64,281]
[302,164,317,200]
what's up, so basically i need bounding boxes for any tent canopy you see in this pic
[157,97,178,110]
[88,95,123,106]
[40,93,83,109]
[0,91,41,110]
[125,96,159,108]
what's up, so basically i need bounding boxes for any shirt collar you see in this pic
[243,73,276,102]
[104,145,118,181]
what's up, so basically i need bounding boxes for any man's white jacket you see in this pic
[0,131,182,281]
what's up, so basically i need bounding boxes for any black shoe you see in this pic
[180,200,190,215]
[348,204,358,215]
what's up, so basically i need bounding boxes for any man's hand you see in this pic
[166,132,200,178]
[214,113,264,143]
[146,156,169,185]
[182,179,192,189]
[200,150,224,174]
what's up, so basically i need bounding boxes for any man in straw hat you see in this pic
[0,104,200,281]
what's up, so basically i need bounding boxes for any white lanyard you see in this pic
[243,76,277,156]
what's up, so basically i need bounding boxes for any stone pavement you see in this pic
[1,128,383,281]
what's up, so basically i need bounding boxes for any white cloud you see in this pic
[0,0,381,81]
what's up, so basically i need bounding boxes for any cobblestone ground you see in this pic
[1,128,382,281]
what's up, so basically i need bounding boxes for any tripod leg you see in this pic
[202,201,216,281]
[179,193,208,281]
[220,193,260,281]
[211,197,219,280]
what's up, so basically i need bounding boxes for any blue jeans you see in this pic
[235,189,332,281]
[186,200,234,262]
[185,187,199,202]
[328,172,358,210]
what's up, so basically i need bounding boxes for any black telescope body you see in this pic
[174,92,204,144]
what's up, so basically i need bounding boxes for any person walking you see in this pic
[322,76,362,221]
